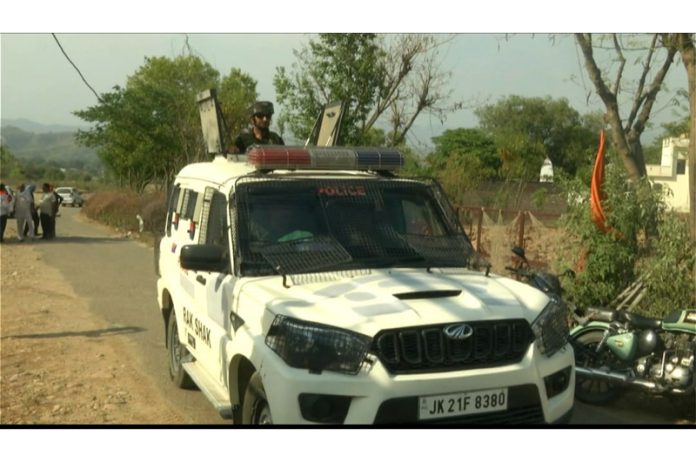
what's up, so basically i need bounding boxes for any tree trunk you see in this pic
[676,34,696,242]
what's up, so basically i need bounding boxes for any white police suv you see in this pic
[155,146,574,425]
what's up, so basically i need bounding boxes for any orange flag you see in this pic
[590,129,607,233]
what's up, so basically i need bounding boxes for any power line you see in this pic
[51,33,103,103]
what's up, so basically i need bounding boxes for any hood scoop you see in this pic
[393,290,461,300]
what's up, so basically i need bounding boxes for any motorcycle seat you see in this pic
[618,311,662,329]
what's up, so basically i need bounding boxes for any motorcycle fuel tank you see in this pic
[607,331,638,361]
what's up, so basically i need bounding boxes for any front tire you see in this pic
[573,330,623,405]
[167,312,195,389]
[242,372,272,424]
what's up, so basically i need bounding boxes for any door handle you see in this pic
[196,275,206,285]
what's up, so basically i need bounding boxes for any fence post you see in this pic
[476,207,483,253]
[517,211,526,249]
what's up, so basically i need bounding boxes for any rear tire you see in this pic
[167,312,196,389]
[242,372,272,424]
[573,330,623,405]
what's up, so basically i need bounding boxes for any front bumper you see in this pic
[257,343,574,425]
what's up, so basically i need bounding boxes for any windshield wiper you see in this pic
[258,236,353,286]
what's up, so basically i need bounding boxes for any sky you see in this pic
[1,1,695,148]
[2,32,689,148]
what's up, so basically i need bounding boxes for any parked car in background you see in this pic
[55,187,84,207]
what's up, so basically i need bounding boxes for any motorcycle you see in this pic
[571,305,696,405]
[505,247,696,411]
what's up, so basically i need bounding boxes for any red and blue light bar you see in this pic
[247,146,404,172]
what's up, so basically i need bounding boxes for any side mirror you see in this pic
[180,244,228,273]
[511,246,527,262]
[562,268,576,279]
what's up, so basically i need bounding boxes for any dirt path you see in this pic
[0,220,184,424]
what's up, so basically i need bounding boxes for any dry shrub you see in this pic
[84,190,165,233]
[141,194,167,233]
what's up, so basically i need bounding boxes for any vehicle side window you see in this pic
[199,188,228,248]
[181,190,199,220]
[165,185,181,237]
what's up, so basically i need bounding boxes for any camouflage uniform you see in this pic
[233,129,284,153]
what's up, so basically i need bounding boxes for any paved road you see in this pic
[38,206,225,424]
[31,206,695,426]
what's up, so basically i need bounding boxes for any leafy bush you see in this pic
[640,212,696,316]
[557,162,695,316]
[141,196,167,233]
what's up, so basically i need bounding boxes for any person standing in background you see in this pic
[0,183,12,243]
[39,183,57,239]
[15,184,36,241]
[50,184,63,236]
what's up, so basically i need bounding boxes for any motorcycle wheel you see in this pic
[573,330,623,405]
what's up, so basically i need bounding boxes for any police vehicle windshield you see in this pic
[234,178,474,276]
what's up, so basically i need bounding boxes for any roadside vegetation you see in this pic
[82,189,165,239]
[558,166,695,317]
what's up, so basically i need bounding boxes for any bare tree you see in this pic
[275,34,458,147]
[368,35,455,146]
[575,33,678,181]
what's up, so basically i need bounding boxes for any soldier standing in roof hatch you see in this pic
[228,101,284,154]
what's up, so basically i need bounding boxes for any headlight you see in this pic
[265,315,371,375]
[531,300,569,357]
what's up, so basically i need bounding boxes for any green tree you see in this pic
[274,34,455,146]
[428,128,499,173]
[217,68,259,147]
[0,145,25,180]
[474,95,602,180]
[75,56,257,192]
[397,143,428,177]
[425,128,500,201]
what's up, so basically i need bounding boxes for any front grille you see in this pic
[374,384,544,425]
[373,319,533,374]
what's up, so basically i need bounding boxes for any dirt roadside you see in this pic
[0,220,184,425]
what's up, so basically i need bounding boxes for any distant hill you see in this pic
[1,118,88,134]
[0,121,101,173]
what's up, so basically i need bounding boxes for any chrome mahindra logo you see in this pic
[443,323,474,340]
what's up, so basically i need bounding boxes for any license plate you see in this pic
[419,388,508,420]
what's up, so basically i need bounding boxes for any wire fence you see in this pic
[457,206,570,275]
